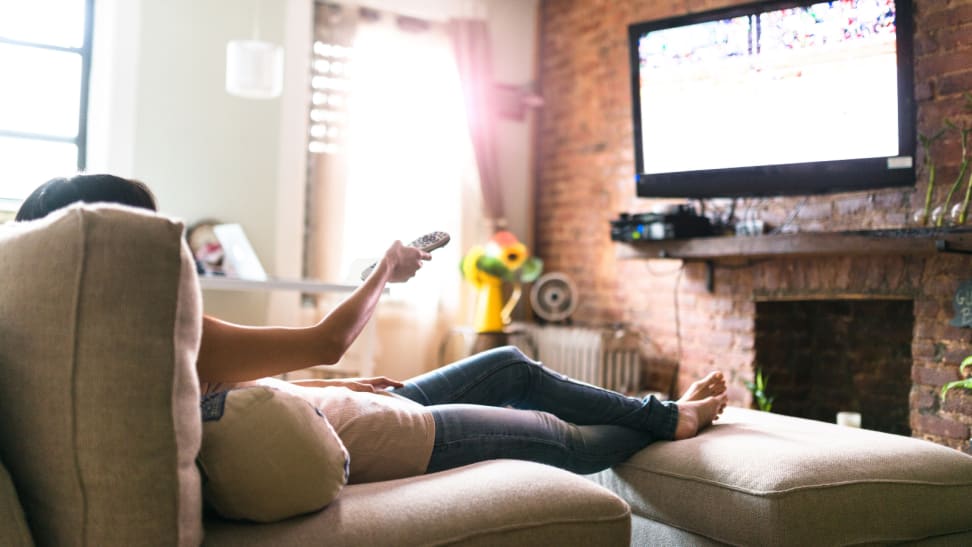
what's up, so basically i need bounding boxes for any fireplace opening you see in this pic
[753,299,913,435]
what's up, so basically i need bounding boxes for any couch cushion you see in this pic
[198,386,349,523]
[204,459,631,546]
[0,204,203,546]
[0,459,32,547]
[589,406,972,546]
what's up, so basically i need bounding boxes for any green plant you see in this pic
[744,368,774,412]
[937,118,970,227]
[941,356,972,401]
[919,92,972,226]
[917,127,946,226]
[950,92,972,224]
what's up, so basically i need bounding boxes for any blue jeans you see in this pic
[390,346,678,475]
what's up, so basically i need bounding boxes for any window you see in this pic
[303,6,476,287]
[302,4,482,377]
[308,39,351,156]
[0,0,94,210]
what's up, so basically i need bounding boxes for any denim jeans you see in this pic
[390,346,678,475]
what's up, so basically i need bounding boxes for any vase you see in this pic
[473,278,506,333]
[930,205,947,227]
[911,208,928,227]
[950,202,970,226]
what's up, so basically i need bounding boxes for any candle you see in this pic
[836,412,862,428]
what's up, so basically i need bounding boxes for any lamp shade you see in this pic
[226,40,284,99]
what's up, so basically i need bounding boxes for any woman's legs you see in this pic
[391,346,678,439]
[396,346,728,474]
[425,404,656,475]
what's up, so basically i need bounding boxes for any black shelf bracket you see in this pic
[936,240,972,255]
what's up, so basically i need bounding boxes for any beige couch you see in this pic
[0,205,630,547]
[3,204,972,547]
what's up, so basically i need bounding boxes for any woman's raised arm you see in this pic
[195,241,430,383]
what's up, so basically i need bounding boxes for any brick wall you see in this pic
[535,0,972,451]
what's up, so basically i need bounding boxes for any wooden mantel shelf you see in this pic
[616,227,972,261]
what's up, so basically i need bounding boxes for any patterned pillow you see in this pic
[197,386,349,522]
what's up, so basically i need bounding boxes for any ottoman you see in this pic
[589,407,972,546]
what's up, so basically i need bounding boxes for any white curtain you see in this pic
[307,10,483,381]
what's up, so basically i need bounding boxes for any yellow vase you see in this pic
[473,278,506,333]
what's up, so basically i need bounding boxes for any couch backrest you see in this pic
[0,204,203,546]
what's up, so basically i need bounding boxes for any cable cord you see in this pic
[670,264,684,398]
[770,196,809,235]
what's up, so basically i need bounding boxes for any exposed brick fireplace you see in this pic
[654,250,972,452]
[604,243,972,453]
[535,0,972,454]
[754,299,914,436]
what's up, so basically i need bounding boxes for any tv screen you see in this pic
[629,0,915,198]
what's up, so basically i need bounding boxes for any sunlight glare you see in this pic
[0,136,78,201]
[0,43,82,137]
[341,21,473,299]
[0,0,87,48]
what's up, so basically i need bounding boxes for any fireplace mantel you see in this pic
[616,227,972,261]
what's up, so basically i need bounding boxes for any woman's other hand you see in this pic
[290,376,405,392]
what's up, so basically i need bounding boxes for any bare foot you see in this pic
[674,393,728,440]
[678,371,727,403]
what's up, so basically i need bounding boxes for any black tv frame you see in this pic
[628,0,916,199]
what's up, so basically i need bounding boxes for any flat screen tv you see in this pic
[629,0,915,198]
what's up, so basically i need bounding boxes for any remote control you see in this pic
[360,231,451,281]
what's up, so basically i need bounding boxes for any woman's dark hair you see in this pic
[15,174,158,222]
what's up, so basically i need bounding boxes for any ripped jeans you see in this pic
[390,346,678,475]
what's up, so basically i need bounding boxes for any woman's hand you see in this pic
[290,376,405,392]
[380,240,431,283]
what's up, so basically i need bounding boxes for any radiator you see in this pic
[521,325,642,395]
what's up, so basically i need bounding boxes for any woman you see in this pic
[17,174,728,483]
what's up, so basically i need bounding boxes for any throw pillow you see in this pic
[197,386,349,523]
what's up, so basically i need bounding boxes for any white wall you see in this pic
[86,0,140,179]
[487,0,539,250]
[88,0,538,326]
[89,0,289,324]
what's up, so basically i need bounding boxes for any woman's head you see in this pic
[15,174,157,222]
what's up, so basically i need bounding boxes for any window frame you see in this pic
[0,0,95,209]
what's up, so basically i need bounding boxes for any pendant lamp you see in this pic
[225,0,284,99]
